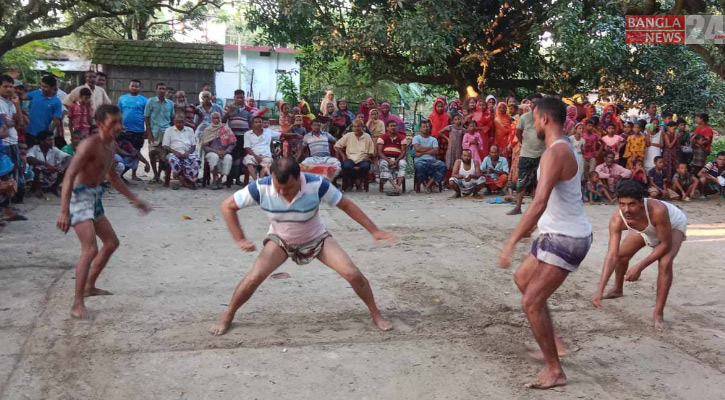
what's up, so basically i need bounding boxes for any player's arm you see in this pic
[593,216,624,306]
[628,205,672,276]
[220,195,255,251]
[336,196,394,242]
[106,166,150,214]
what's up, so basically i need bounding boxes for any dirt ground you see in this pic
[1,180,724,400]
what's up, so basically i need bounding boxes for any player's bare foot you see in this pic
[525,368,567,389]
[506,207,522,215]
[372,314,393,331]
[654,314,667,332]
[84,287,113,297]
[70,304,94,320]
[527,337,566,360]
[603,289,624,299]
[210,316,233,336]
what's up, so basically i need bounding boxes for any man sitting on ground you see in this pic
[595,150,632,194]
[163,114,200,189]
[698,151,725,198]
[448,149,485,198]
[244,115,278,181]
[377,120,408,194]
[299,119,340,178]
[412,120,447,193]
[335,119,375,190]
[481,144,509,193]
[26,130,71,197]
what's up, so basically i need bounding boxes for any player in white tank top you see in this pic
[593,180,687,332]
[499,97,592,389]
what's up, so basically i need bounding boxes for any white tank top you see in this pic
[619,198,688,247]
[459,161,475,178]
[537,138,593,238]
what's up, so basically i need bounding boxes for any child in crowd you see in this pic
[647,156,666,199]
[462,120,484,165]
[677,118,692,165]
[67,88,94,137]
[690,128,708,174]
[582,119,602,178]
[623,121,646,169]
[662,121,681,181]
[618,121,633,166]
[116,137,151,182]
[571,123,585,180]
[601,123,623,161]
[284,115,306,158]
[631,158,647,186]
[644,121,662,171]
[671,162,697,201]
[586,171,614,204]
[61,130,83,156]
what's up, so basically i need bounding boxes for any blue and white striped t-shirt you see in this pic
[233,173,343,243]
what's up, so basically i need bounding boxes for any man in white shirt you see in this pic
[26,130,71,197]
[243,115,280,180]
[163,114,200,189]
[63,70,112,110]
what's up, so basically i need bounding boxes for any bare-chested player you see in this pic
[210,157,394,336]
[57,105,150,319]
[499,97,592,389]
[592,179,687,331]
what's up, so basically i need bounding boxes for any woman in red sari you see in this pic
[473,98,494,160]
[428,98,450,137]
[493,102,512,157]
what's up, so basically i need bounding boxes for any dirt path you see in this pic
[1,183,724,399]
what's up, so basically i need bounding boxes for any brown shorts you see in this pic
[264,232,331,265]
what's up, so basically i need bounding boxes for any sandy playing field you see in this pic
[1,182,724,400]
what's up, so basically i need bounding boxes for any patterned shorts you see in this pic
[531,233,592,273]
[264,232,331,265]
[517,157,540,191]
[70,184,105,226]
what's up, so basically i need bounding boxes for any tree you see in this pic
[0,0,222,57]
[246,0,553,98]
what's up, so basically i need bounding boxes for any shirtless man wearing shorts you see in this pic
[592,179,687,331]
[499,97,592,389]
[210,157,394,335]
[57,105,150,319]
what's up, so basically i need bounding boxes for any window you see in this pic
[259,51,271,57]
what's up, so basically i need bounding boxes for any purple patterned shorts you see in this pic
[531,233,593,273]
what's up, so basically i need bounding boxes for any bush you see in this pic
[709,137,725,162]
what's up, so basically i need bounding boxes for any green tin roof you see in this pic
[92,39,224,71]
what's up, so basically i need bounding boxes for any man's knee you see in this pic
[342,266,366,286]
[82,243,99,259]
[658,258,674,276]
[243,271,267,289]
[521,291,543,315]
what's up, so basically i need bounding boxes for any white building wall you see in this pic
[216,49,299,103]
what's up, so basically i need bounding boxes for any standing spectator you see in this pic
[507,95,545,216]
[243,115,278,180]
[428,98,450,137]
[600,123,623,161]
[201,112,236,189]
[692,113,714,159]
[63,70,112,110]
[0,75,23,193]
[163,114,200,189]
[66,88,94,137]
[224,90,255,185]
[26,75,63,147]
[376,120,408,194]
[173,91,202,131]
[26,130,71,197]
[440,113,465,171]
[661,121,681,181]
[379,102,405,134]
[332,99,355,133]
[95,71,107,89]
[640,101,660,124]
[284,115,306,158]
[195,91,224,136]
[118,79,148,181]
[623,121,646,169]
[335,119,375,189]
[570,123,585,179]
[596,150,632,194]
[698,151,725,198]
[319,90,337,114]
[144,83,174,183]
[462,120,485,165]
[643,122,662,172]
[677,118,691,165]
[480,144,509,193]
[412,120,447,193]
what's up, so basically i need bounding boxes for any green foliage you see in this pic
[276,71,299,107]
[709,138,725,163]
[0,41,60,85]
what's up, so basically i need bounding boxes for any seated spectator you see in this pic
[67,87,94,137]
[448,149,485,198]
[163,114,201,189]
[480,144,509,193]
[647,156,666,199]
[299,120,340,178]
[116,136,151,183]
[0,150,26,221]
[586,171,614,204]
[698,151,725,198]
[26,130,71,197]
[61,130,83,156]
[630,158,647,186]
[412,120,447,193]
[284,115,306,158]
[377,120,408,195]
[335,119,375,190]
[244,115,278,180]
[13,143,33,204]
[201,112,236,189]
[671,162,698,201]
[596,150,632,194]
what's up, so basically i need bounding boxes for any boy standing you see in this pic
[56,105,150,319]
[67,88,94,137]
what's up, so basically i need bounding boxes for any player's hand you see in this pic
[56,211,71,233]
[499,243,514,269]
[592,295,602,308]
[132,199,151,214]
[624,264,643,282]
[144,163,151,173]
[237,239,257,252]
[372,229,396,244]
